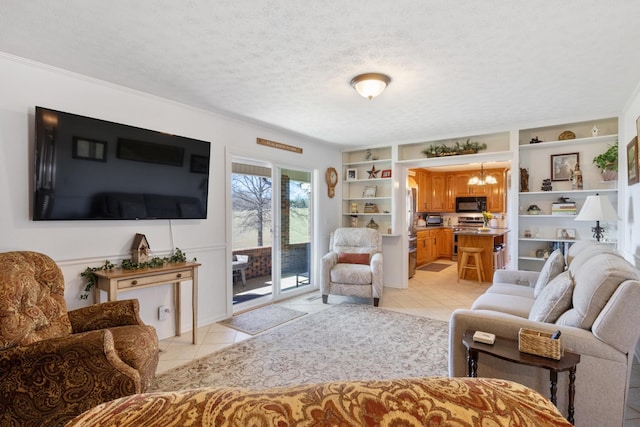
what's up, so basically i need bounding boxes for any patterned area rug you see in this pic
[150,304,449,392]
[219,305,307,335]
[418,262,452,272]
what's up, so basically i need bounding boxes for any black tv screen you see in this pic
[34,107,210,220]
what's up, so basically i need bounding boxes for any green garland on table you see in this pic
[80,248,195,300]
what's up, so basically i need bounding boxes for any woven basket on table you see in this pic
[518,328,562,360]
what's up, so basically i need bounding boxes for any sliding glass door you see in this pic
[231,160,313,308]
[275,167,312,295]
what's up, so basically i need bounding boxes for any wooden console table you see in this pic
[462,329,580,424]
[94,262,200,344]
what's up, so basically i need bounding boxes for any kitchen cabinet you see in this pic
[416,230,428,265]
[430,173,447,212]
[485,168,505,212]
[416,170,431,211]
[440,228,453,258]
[452,173,473,197]
[427,229,438,263]
[445,175,456,212]
[417,229,439,265]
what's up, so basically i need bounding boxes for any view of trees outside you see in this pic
[231,173,310,250]
[232,174,272,249]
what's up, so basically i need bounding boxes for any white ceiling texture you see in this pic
[2,1,640,148]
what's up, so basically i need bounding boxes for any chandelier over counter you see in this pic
[468,163,497,186]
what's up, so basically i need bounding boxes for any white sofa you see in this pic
[449,240,640,427]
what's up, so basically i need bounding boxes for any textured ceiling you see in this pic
[1,1,640,148]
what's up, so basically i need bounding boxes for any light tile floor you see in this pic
[157,259,640,425]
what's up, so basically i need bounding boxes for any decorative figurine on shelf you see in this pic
[351,216,358,227]
[366,218,379,230]
[520,168,529,192]
[572,162,583,190]
[541,178,553,191]
[529,136,543,144]
[351,202,358,213]
[367,164,379,179]
[365,149,372,161]
[592,125,599,137]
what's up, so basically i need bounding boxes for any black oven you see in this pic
[455,197,487,213]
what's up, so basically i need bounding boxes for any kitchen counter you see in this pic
[453,228,509,237]
[456,230,509,281]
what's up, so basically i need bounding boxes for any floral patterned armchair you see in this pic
[0,251,159,427]
[321,228,383,306]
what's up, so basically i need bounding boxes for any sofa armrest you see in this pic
[68,299,145,333]
[370,252,384,298]
[492,270,540,287]
[0,329,140,426]
[320,252,338,294]
[448,309,625,377]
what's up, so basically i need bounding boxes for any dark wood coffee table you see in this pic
[462,329,580,424]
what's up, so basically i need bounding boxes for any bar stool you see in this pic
[458,247,485,283]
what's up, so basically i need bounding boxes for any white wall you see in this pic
[620,81,640,359]
[0,54,342,339]
[621,83,640,266]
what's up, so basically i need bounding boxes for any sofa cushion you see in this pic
[337,253,370,265]
[557,253,640,329]
[533,249,565,298]
[565,240,618,267]
[486,283,535,299]
[567,244,621,272]
[528,271,574,323]
[330,263,372,285]
[471,293,535,318]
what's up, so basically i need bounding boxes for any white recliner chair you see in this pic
[321,228,383,306]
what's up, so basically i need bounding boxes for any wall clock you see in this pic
[326,167,338,198]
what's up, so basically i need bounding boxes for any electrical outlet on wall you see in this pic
[158,305,171,321]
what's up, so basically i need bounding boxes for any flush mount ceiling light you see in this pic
[468,163,497,186]
[350,73,391,100]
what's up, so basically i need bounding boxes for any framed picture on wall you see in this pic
[550,152,579,181]
[628,136,639,186]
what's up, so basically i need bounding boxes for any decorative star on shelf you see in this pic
[367,165,379,179]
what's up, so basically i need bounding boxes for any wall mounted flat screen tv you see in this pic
[34,106,210,220]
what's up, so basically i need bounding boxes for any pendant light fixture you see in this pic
[351,73,391,100]
[468,163,497,186]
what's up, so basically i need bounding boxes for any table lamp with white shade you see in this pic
[574,193,619,242]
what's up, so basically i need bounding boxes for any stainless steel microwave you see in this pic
[456,196,487,213]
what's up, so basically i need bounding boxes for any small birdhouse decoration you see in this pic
[131,233,151,263]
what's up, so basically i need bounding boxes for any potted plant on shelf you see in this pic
[592,144,618,181]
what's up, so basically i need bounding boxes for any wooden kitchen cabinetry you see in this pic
[416,170,431,211]
[452,173,473,197]
[417,230,428,265]
[450,169,505,212]
[411,168,506,214]
[417,228,450,265]
[430,173,447,212]
[485,169,505,212]
[440,228,453,258]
